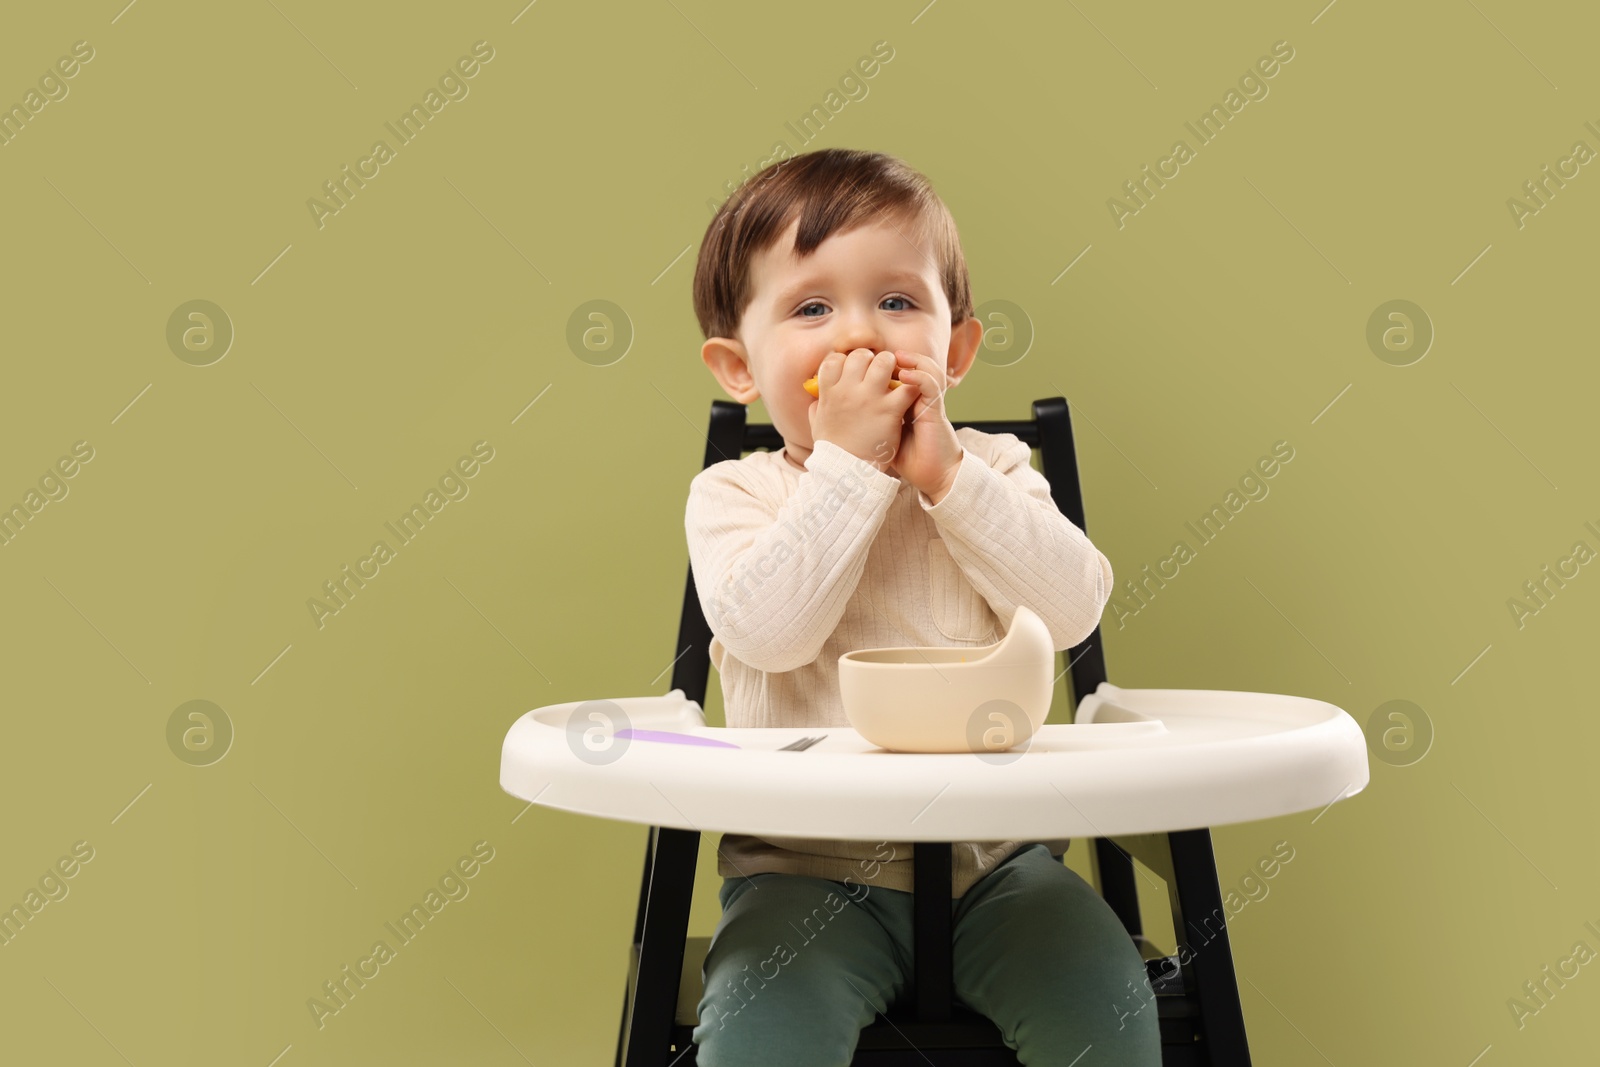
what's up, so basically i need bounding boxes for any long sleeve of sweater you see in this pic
[917,435,1113,651]
[684,438,903,674]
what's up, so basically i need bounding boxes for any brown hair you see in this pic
[692,148,973,341]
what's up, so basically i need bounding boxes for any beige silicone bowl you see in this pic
[838,604,1055,753]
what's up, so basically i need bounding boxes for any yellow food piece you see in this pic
[803,376,903,398]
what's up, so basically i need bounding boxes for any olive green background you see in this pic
[2,1,1595,1064]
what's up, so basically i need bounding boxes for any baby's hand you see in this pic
[807,348,921,471]
[881,350,963,498]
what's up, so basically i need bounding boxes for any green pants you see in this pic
[691,843,1161,1066]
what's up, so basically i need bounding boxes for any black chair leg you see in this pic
[621,825,700,1067]
[1169,828,1252,1066]
[912,842,953,1021]
[616,828,657,1067]
[1092,837,1144,942]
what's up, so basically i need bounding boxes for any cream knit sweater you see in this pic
[683,426,1114,898]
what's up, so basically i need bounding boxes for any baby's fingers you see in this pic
[896,366,933,398]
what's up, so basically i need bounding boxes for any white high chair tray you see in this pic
[499,683,1370,841]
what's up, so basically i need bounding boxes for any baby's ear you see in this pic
[944,316,984,388]
[702,336,760,404]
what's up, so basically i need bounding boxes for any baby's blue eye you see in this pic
[795,296,914,317]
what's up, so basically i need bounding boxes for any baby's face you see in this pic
[730,215,958,460]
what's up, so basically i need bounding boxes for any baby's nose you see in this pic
[831,309,886,357]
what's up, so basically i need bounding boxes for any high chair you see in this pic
[617,397,1252,1066]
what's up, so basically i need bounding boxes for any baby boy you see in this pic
[684,147,1159,1065]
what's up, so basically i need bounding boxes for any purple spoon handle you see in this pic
[614,728,740,749]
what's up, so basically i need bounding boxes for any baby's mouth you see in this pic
[801,375,904,398]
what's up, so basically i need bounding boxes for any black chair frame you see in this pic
[617,397,1252,1066]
